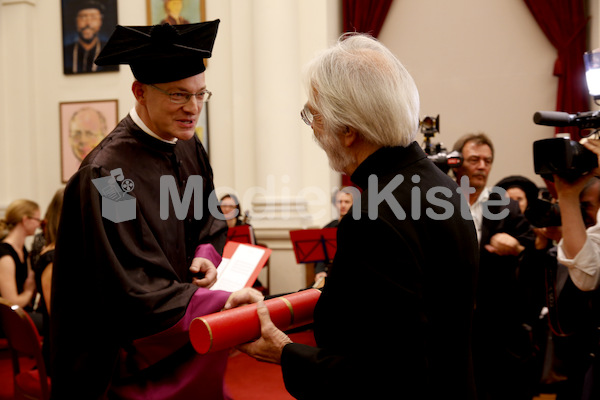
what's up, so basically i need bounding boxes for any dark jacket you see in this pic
[281,143,479,399]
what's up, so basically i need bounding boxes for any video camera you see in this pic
[531,49,600,182]
[525,196,594,228]
[420,115,463,174]
[532,134,598,182]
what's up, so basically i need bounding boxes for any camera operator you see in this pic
[536,173,600,400]
[555,138,600,292]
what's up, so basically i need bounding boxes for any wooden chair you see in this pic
[0,297,50,400]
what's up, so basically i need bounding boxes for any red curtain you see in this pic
[523,0,589,139]
[342,0,394,38]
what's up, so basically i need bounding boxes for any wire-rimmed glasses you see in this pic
[149,84,212,104]
[301,104,318,126]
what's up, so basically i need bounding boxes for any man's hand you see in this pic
[223,287,264,310]
[237,301,293,364]
[189,257,218,288]
[485,232,525,256]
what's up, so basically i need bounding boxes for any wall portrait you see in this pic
[147,0,205,25]
[60,100,119,182]
[61,0,119,75]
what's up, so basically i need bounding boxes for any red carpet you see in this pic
[0,330,316,400]
[225,329,316,400]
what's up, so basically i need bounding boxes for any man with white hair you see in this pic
[240,33,479,399]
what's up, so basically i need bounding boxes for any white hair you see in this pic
[304,33,420,147]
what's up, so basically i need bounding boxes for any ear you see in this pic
[132,81,146,105]
[343,126,358,148]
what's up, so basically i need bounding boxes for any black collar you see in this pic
[350,142,427,190]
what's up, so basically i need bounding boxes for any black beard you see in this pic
[78,28,97,44]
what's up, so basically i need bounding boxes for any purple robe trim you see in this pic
[110,288,233,400]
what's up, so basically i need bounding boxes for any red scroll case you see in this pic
[190,288,321,354]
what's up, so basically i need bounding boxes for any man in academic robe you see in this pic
[239,34,479,399]
[50,20,262,399]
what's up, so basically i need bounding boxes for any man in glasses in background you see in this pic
[51,21,262,399]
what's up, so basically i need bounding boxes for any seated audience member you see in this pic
[314,188,354,283]
[0,199,42,333]
[452,133,537,399]
[220,193,256,243]
[220,194,266,293]
[239,33,479,399]
[33,188,64,371]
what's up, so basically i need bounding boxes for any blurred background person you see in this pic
[313,188,354,284]
[0,199,42,331]
[220,193,268,293]
[34,187,64,371]
[496,175,540,215]
[452,133,537,400]
[220,194,252,231]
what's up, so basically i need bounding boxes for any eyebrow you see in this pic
[170,85,207,92]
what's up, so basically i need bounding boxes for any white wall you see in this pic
[378,0,559,188]
[0,0,598,291]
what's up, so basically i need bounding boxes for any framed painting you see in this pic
[61,0,119,75]
[60,100,119,182]
[147,0,206,25]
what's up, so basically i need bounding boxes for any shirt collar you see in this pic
[129,107,178,144]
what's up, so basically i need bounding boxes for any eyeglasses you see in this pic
[149,84,212,104]
[27,216,41,223]
[301,105,319,126]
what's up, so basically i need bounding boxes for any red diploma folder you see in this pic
[289,228,337,264]
[226,225,255,244]
[189,289,321,354]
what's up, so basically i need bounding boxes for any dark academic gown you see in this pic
[281,144,479,399]
[63,41,119,74]
[50,115,230,399]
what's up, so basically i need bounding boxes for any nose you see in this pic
[182,95,201,113]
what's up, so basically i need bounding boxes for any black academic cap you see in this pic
[75,0,105,13]
[94,20,220,84]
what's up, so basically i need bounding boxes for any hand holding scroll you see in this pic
[237,301,292,364]
[224,287,264,310]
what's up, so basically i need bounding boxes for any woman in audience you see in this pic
[34,187,64,371]
[0,199,40,309]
